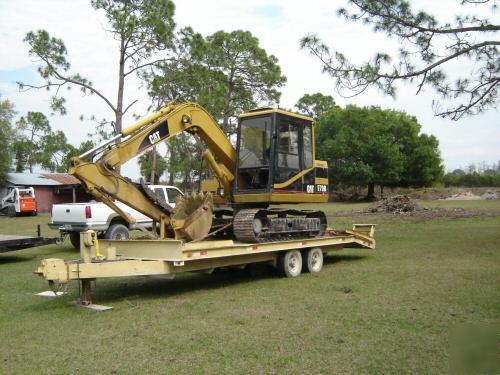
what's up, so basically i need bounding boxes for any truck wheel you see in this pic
[69,232,80,249]
[303,247,323,273]
[277,250,302,278]
[105,223,130,240]
[7,205,16,217]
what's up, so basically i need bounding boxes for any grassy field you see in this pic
[0,201,499,374]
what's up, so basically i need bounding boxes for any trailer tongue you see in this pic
[35,224,375,307]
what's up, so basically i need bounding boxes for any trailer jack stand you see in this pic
[74,279,112,311]
[79,279,93,306]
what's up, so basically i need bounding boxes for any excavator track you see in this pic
[137,180,174,214]
[233,208,327,243]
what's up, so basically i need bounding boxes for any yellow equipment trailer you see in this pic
[35,224,375,306]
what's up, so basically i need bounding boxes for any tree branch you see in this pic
[122,99,138,115]
[124,58,172,77]
[350,0,499,35]
[39,56,117,113]
[376,41,500,80]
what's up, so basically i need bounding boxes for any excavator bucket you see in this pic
[172,192,214,241]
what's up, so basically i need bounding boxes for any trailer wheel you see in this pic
[277,250,302,278]
[303,247,323,273]
[69,232,80,249]
[7,205,16,217]
[105,223,130,240]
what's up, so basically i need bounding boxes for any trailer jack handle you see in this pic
[93,235,103,259]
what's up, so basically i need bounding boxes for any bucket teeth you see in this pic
[172,192,214,241]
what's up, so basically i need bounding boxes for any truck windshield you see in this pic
[238,116,271,168]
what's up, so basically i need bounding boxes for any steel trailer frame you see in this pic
[0,225,59,253]
[35,224,375,305]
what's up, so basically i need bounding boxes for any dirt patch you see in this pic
[445,191,482,200]
[411,207,497,219]
[356,194,499,220]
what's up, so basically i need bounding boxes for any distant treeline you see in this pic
[443,163,500,187]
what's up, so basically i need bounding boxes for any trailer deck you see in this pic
[35,224,375,306]
[0,227,59,253]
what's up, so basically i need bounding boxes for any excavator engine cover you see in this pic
[172,192,213,241]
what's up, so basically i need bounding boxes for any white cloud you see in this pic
[0,0,498,180]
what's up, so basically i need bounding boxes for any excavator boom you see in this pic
[70,102,236,240]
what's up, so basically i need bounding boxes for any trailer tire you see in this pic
[277,250,302,278]
[7,205,16,217]
[303,247,323,273]
[105,223,130,241]
[69,232,80,249]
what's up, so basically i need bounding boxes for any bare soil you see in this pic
[358,195,500,220]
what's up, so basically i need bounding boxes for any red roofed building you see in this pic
[1,173,92,213]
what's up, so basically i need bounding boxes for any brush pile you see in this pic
[367,195,420,214]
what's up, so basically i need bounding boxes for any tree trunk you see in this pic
[367,182,376,200]
[150,147,157,184]
[222,71,234,133]
[113,37,126,174]
[116,39,125,135]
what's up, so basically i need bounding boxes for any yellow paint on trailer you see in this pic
[35,226,375,282]
[34,225,375,305]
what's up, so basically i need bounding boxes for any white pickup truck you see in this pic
[49,185,183,248]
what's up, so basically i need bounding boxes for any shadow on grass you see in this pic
[94,268,278,304]
[0,255,29,264]
[84,254,369,304]
[324,253,368,265]
[0,244,74,264]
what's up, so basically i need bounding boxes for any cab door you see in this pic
[273,115,313,192]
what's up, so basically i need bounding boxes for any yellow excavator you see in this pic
[70,102,329,243]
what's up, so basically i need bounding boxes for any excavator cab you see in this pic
[234,108,328,206]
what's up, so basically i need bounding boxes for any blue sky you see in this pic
[0,66,38,85]
[251,4,284,18]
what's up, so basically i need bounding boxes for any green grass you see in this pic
[0,202,499,374]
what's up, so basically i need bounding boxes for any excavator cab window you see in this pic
[236,115,272,191]
[236,112,314,194]
[274,119,300,184]
[273,115,313,192]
